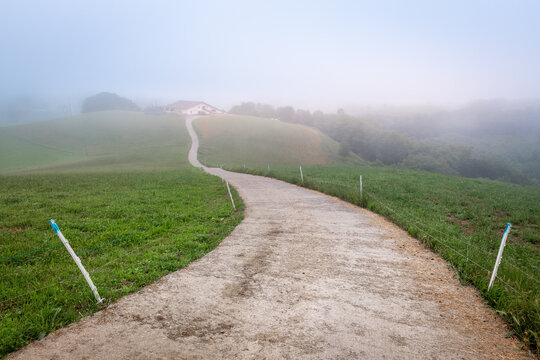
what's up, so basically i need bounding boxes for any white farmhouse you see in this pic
[164,101,225,115]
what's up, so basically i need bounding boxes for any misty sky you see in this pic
[1,0,539,110]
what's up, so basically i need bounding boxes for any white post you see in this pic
[488,223,512,291]
[299,166,304,185]
[49,220,103,303]
[267,163,270,171]
[359,175,363,198]
[243,163,246,169]
[226,181,236,210]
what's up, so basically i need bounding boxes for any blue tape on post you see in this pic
[49,220,60,233]
[505,223,511,232]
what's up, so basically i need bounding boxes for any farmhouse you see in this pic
[164,101,225,115]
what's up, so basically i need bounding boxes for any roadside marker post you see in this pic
[359,175,363,198]
[267,163,270,171]
[488,223,512,291]
[299,166,304,185]
[49,220,103,303]
[226,181,236,210]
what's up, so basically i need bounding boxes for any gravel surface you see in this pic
[8,117,530,359]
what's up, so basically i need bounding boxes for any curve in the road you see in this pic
[8,116,529,359]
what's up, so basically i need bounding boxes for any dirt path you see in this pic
[8,117,530,359]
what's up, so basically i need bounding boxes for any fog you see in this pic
[1,0,539,113]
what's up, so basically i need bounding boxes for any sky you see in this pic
[0,0,539,111]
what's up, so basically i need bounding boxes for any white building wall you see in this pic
[185,104,207,115]
[164,102,224,115]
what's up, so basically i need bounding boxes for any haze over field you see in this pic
[1,1,539,184]
[0,0,539,112]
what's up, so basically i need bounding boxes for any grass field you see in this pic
[192,115,538,350]
[228,164,539,351]
[0,112,243,357]
[194,114,359,167]
[0,111,192,173]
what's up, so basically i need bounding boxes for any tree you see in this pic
[276,106,295,122]
[81,92,140,113]
[338,140,351,156]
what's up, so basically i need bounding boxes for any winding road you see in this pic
[9,117,529,359]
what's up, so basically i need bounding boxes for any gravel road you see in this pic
[8,117,530,359]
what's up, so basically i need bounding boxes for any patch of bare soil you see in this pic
[448,214,475,235]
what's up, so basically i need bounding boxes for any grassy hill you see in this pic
[192,114,538,350]
[194,114,356,167]
[0,111,243,356]
[0,111,191,173]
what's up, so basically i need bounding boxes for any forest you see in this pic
[230,101,538,185]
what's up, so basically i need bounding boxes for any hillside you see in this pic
[0,110,243,356]
[196,112,539,349]
[194,114,355,167]
[230,163,540,350]
[229,103,536,185]
[0,111,189,173]
[362,100,540,183]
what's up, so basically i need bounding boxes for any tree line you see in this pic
[230,102,534,185]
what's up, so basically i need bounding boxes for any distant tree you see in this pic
[294,109,313,125]
[338,140,351,156]
[276,106,295,122]
[260,104,277,118]
[81,92,140,113]
[376,133,410,165]
[228,101,535,184]
[230,102,278,118]
[143,105,164,115]
[230,102,257,115]
[401,153,456,175]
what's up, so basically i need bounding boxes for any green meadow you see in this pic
[230,164,540,351]
[0,112,243,357]
[194,114,359,167]
[193,115,539,351]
